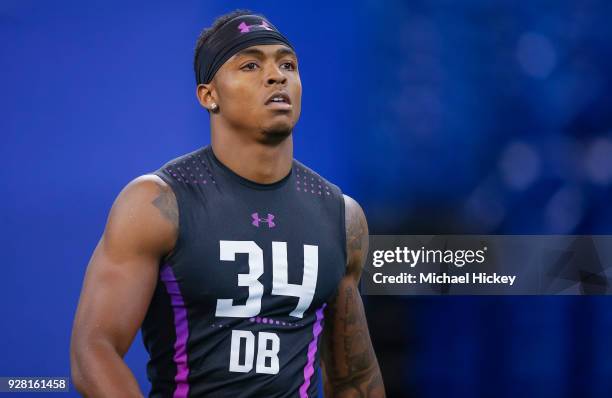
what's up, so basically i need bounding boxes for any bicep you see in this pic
[72,175,177,356]
[73,237,159,355]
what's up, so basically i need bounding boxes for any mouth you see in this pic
[265,91,292,110]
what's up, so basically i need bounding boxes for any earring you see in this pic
[210,103,218,112]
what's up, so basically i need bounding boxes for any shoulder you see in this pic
[343,194,369,280]
[122,174,177,225]
[115,174,175,217]
[121,174,171,195]
[104,174,177,258]
[343,193,367,224]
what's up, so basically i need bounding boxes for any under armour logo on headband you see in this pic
[251,212,276,228]
[238,20,274,34]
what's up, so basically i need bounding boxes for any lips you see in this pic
[265,91,291,105]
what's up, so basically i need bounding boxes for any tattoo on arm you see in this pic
[151,182,178,229]
[324,284,384,397]
[321,196,385,397]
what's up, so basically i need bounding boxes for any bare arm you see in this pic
[70,175,178,397]
[321,195,386,397]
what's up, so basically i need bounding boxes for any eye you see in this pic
[241,62,259,71]
[281,61,296,71]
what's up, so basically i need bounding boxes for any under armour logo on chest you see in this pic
[251,212,276,228]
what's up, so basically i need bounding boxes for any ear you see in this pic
[196,83,217,111]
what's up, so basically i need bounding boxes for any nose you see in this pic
[265,63,287,86]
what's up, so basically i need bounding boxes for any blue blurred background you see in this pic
[1,1,611,397]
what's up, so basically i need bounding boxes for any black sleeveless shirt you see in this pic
[141,145,347,398]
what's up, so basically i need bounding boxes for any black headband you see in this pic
[195,14,294,85]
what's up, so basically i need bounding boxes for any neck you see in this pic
[210,120,293,184]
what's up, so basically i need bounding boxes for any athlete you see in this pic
[70,10,385,398]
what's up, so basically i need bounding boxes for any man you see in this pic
[70,10,385,398]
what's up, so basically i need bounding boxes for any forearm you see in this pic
[71,340,143,398]
[324,356,384,398]
[323,281,385,398]
[325,369,384,398]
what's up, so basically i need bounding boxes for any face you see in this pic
[199,44,302,140]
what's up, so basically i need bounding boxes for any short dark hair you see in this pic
[193,9,263,83]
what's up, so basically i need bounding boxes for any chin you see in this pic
[262,120,294,139]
